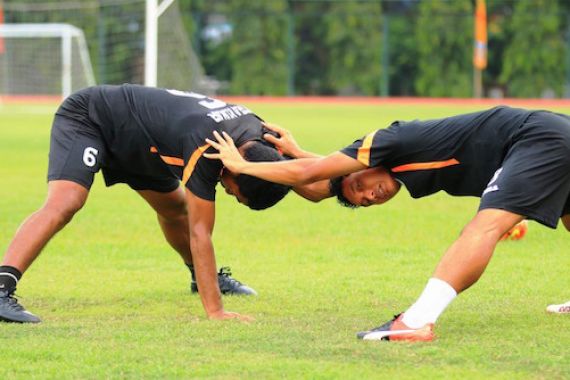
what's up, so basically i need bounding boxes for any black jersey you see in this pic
[341,106,533,199]
[86,84,265,201]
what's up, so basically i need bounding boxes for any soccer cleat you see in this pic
[357,313,435,342]
[191,267,257,296]
[546,301,570,314]
[0,290,41,323]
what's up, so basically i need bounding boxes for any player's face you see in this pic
[220,169,249,205]
[341,167,400,207]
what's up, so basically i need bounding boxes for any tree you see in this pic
[323,1,383,95]
[292,1,330,94]
[500,0,565,98]
[415,0,472,97]
[228,1,289,95]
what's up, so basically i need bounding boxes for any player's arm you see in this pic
[205,131,366,186]
[185,189,252,321]
[262,122,333,202]
[262,122,321,159]
[292,180,332,202]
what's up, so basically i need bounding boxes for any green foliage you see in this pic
[500,0,566,98]
[293,1,383,96]
[1,101,570,378]
[227,1,290,95]
[323,2,383,95]
[388,14,420,96]
[5,0,570,97]
[184,1,236,85]
[415,0,473,97]
[291,2,330,94]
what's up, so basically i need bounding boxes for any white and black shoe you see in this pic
[357,313,435,342]
[546,301,570,314]
[0,290,41,323]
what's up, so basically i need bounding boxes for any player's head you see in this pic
[221,140,291,210]
[330,167,401,208]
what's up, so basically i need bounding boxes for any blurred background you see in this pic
[0,0,569,99]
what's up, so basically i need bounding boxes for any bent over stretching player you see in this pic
[0,84,329,323]
[207,106,570,340]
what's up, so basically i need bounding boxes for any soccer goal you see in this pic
[0,23,96,99]
[146,0,211,92]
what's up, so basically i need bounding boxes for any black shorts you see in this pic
[479,111,570,228]
[47,89,180,193]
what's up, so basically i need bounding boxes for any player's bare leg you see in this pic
[137,188,256,296]
[560,214,570,231]
[0,180,89,323]
[358,209,523,341]
[3,180,89,272]
[545,216,570,314]
[432,209,523,292]
[137,187,192,263]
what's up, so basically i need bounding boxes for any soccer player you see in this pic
[206,106,570,341]
[0,85,330,324]
[547,300,570,314]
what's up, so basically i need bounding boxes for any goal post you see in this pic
[0,23,96,99]
[145,0,177,87]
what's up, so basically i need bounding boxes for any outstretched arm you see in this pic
[292,179,332,202]
[185,189,253,321]
[262,123,332,201]
[262,122,321,159]
[205,131,366,186]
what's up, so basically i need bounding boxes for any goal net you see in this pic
[1,0,209,98]
[0,23,96,98]
[156,2,208,91]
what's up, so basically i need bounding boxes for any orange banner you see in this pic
[473,0,487,70]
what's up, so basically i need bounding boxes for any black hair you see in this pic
[329,176,358,209]
[235,141,292,210]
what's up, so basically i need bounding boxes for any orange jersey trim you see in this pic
[160,155,184,167]
[391,158,460,173]
[150,146,184,167]
[356,131,377,166]
[182,143,211,185]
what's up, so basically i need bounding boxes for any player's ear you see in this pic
[236,140,254,158]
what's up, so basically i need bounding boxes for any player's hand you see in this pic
[208,310,255,322]
[262,122,302,158]
[204,131,247,173]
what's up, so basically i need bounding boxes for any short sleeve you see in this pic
[183,144,223,201]
[339,123,402,167]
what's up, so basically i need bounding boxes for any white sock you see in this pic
[402,278,457,329]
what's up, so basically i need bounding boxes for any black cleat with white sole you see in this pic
[191,267,257,296]
[0,290,41,323]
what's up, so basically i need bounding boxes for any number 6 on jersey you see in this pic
[83,147,99,167]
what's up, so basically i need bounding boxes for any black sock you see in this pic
[186,263,196,282]
[0,266,22,293]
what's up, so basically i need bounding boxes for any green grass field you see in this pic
[0,101,568,379]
